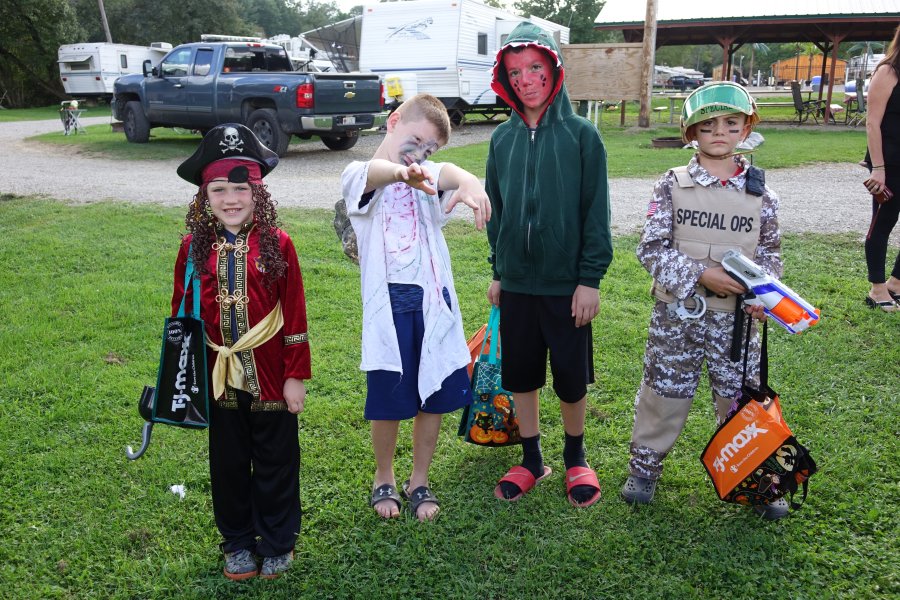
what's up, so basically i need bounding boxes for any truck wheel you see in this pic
[123,101,150,143]
[247,108,290,156]
[321,133,359,151]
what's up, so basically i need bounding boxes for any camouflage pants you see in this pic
[628,301,761,480]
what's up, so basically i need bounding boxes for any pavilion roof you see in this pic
[594,0,900,46]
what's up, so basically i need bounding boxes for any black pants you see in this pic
[866,168,900,284]
[209,391,300,557]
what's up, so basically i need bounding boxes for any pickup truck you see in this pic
[112,41,386,155]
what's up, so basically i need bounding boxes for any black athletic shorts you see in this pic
[498,290,595,403]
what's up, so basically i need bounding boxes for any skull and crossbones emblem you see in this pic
[219,127,244,154]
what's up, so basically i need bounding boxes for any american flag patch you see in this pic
[646,201,658,217]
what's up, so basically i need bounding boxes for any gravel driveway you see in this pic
[1,116,883,239]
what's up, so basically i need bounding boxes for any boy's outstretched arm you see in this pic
[365,158,436,195]
[436,163,492,230]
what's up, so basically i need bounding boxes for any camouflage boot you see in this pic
[260,551,294,580]
[223,548,258,581]
[753,497,789,521]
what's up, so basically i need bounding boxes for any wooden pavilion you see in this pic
[593,0,900,122]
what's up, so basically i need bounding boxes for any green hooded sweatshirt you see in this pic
[486,22,613,296]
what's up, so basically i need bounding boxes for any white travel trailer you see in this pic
[58,42,171,99]
[358,0,568,123]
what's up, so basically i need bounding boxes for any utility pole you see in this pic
[98,0,113,44]
[638,0,658,128]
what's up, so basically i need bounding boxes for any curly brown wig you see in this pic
[184,182,286,290]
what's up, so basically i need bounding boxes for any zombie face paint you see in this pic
[384,112,443,166]
[396,137,439,166]
[503,46,555,125]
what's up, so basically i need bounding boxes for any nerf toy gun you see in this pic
[722,250,820,334]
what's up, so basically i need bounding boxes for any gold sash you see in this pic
[206,302,283,399]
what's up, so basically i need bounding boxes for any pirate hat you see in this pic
[177,123,279,186]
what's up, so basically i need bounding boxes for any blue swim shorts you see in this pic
[364,286,471,420]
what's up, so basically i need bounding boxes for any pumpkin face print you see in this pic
[491,430,509,444]
[470,425,493,444]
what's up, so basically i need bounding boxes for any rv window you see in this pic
[477,33,488,56]
[120,54,128,69]
[69,60,91,71]
[160,48,192,77]
[193,49,214,76]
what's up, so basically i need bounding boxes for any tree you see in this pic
[2,0,359,107]
[655,44,718,76]
[71,0,115,43]
[124,0,252,45]
[0,0,84,106]
[514,0,615,44]
[241,0,302,37]
[745,42,769,86]
[290,0,348,33]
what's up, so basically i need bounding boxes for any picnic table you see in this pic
[663,94,690,124]
[661,91,797,124]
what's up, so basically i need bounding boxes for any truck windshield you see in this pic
[223,47,293,73]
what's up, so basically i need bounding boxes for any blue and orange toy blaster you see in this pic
[721,250,820,334]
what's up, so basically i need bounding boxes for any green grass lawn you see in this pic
[0,198,896,599]
[438,125,867,179]
[27,123,865,179]
[17,100,867,175]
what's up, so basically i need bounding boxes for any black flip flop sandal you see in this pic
[370,483,403,517]
[401,480,440,519]
[865,295,898,313]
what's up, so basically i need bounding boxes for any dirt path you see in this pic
[0,117,879,238]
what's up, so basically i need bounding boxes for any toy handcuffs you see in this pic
[667,293,707,320]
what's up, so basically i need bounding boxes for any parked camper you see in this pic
[58,43,171,99]
[199,34,336,72]
[359,0,568,124]
[263,34,337,72]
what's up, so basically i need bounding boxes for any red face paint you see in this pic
[503,47,555,119]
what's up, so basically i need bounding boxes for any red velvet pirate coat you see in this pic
[171,226,311,407]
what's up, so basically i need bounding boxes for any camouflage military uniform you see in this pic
[629,155,782,480]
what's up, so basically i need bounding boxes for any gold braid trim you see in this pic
[211,238,251,259]
[284,333,309,345]
[214,398,239,410]
[214,398,288,412]
[251,400,289,412]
